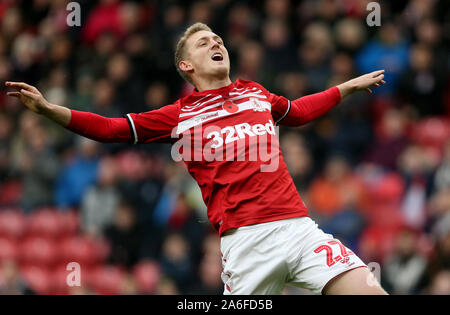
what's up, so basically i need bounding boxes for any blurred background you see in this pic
[0,0,449,295]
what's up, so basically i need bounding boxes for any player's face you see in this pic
[183,30,230,81]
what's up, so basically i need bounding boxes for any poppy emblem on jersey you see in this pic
[222,100,239,114]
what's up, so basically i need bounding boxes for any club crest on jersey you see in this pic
[222,100,239,114]
[251,98,266,112]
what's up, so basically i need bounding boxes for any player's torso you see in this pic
[173,79,306,233]
[175,79,280,178]
[176,80,275,146]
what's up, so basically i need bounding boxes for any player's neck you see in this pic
[194,76,232,92]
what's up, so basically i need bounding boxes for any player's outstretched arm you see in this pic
[5,81,131,143]
[6,81,71,126]
[276,70,387,126]
[336,70,386,98]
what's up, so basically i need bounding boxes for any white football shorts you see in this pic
[220,216,366,295]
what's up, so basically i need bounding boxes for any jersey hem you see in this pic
[219,211,309,236]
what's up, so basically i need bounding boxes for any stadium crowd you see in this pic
[0,0,449,295]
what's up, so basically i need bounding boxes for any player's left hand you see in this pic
[337,70,386,98]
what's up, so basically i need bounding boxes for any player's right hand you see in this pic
[5,81,49,114]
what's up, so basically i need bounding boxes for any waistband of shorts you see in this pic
[222,216,310,237]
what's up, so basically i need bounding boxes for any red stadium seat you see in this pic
[20,265,51,295]
[91,237,110,263]
[50,265,70,295]
[19,236,59,268]
[133,260,161,294]
[58,235,109,267]
[51,263,99,295]
[115,150,146,180]
[409,117,450,151]
[0,209,26,240]
[58,210,80,236]
[369,172,405,205]
[366,204,405,229]
[0,180,22,205]
[27,208,63,239]
[50,263,84,295]
[0,237,19,262]
[88,265,126,295]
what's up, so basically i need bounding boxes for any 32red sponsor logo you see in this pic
[206,120,276,149]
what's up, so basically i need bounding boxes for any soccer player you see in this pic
[6,23,387,295]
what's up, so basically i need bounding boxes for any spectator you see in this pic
[307,155,366,247]
[81,0,125,45]
[55,137,100,209]
[0,112,13,182]
[0,260,34,295]
[0,0,449,296]
[9,112,60,212]
[397,43,445,116]
[280,132,314,193]
[356,22,410,95]
[434,141,450,191]
[104,201,143,268]
[81,156,121,237]
[159,233,194,293]
[308,155,366,218]
[155,277,180,295]
[419,231,450,292]
[262,19,297,74]
[145,81,170,111]
[425,271,450,295]
[397,145,436,229]
[188,252,223,294]
[383,228,427,294]
[364,107,410,170]
[233,40,268,84]
[106,53,146,114]
[166,194,208,265]
[91,78,121,118]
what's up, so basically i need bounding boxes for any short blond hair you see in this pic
[174,23,212,85]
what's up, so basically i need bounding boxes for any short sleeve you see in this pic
[124,102,180,144]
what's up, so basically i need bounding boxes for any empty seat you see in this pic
[133,260,161,294]
[27,208,63,239]
[87,265,126,295]
[58,235,109,267]
[369,172,405,205]
[0,209,26,239]
[50,263,82,295]
[19,236,58,268]
[0,237,19,262]
[410,117,450,150]
[58,210,80,236]
[20,265,51,295]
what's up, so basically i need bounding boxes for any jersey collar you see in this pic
[192,79,239,96]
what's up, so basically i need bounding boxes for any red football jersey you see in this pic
[125,79,308,235]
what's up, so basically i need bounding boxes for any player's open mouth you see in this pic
[211,52,223,61]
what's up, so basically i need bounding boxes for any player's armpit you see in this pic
[65,110,132,143]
